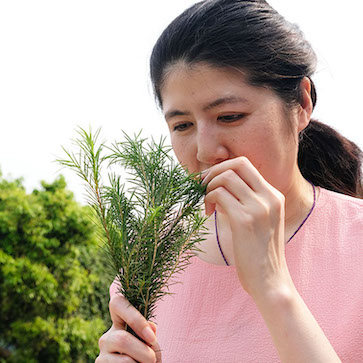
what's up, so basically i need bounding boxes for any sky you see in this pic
[0,0,362,203]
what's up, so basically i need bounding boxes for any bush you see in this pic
[0,172,111,362]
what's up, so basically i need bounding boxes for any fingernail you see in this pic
[142,326,157,346]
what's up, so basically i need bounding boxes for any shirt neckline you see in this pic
[193,186,324,268]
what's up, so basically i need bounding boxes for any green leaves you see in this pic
[0,174,111,362]
[59,128,207,330]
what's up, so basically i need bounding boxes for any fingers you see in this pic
[204,184,244,220]
[109,295,158,346]
[97,324,158,363]
[104,329,156,363]
[203,162,256,216]
[202,156,284,216]
[98,294,161,363]
[202,156,269,192]
[96,353,137,362]
[148,322,163,363]
[205,169,255,205]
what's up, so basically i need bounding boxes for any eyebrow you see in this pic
[164,96,249,121]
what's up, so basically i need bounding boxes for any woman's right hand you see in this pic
[95,294,162,363]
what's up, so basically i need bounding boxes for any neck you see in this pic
[283,169,316,236]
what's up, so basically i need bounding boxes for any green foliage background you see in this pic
[0,171,112,362]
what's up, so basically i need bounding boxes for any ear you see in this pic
[297,77,313,133]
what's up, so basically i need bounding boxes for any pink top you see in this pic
[110,187,363,362]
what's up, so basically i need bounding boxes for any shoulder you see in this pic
[318,187,363,216]
[314,187,363,241]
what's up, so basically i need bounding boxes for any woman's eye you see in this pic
[173,122,192,131]
[218,114,246,122]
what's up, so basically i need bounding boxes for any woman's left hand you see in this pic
[202,156,293,300]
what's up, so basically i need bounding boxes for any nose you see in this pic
[196,124,229,166]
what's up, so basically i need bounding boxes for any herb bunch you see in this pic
[58,128,207,339]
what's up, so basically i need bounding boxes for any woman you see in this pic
[96,1,363,362]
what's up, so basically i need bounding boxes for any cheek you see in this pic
[253,134,298,189]
[171,137,192,165]
[237,122,292,176]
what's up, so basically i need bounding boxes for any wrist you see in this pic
[251,278,298,312]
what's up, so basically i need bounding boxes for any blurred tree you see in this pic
[0,171,111,363]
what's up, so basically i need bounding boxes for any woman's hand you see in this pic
[202,156,293,300]
[96,294,162,363]
[202,156,342,362]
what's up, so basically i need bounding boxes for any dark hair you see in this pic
[150,0,363,198]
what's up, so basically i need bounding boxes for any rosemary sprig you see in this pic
[58,128,207,339]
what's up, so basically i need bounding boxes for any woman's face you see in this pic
[160,63,308,193]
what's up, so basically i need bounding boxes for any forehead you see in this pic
[160,63,277,113]
[161,63,247,99]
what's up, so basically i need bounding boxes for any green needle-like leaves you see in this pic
[58,128,207,339]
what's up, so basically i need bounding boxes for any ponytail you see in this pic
[298,119,363,198]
